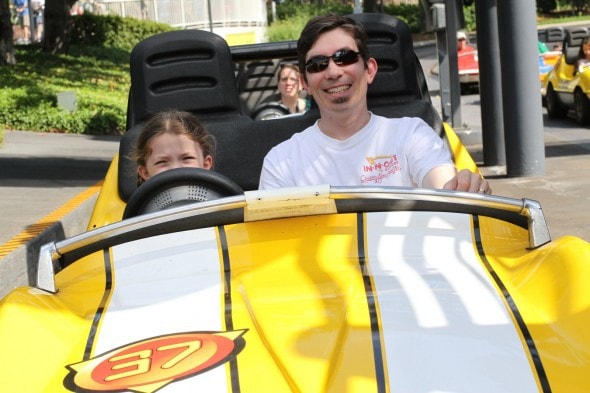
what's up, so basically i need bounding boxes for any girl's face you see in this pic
[138,133,212,181]
[583,42,590,59]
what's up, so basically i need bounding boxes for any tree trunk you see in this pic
[43,0,77,54]
[363,0,379,13]
[0,0,16,65]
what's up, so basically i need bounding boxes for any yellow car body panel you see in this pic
[1,211,590,391]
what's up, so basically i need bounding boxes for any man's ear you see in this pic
[366,58,378,85]
[300,74,310,94]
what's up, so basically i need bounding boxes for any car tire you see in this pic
[574,89,590,125]
[546,84,567,119]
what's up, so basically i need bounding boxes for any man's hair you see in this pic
[297,15,370,82]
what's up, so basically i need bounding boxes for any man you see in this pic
[259,15,490,194]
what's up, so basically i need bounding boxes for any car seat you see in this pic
[118,29,248,202]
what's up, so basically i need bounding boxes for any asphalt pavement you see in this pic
[0,131,120,246]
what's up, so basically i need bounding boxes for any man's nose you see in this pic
[324,59,343,78]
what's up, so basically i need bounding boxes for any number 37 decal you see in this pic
[65,330,247,392]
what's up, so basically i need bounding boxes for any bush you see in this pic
[537,0,558,14]
[383,4,422,33]
[0,44,129,135]
[268,0,353,41]
[71,14,175,52]
[267,2,429,41]
[0,15,174,135]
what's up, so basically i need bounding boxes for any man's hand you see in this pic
[443,169,491,194]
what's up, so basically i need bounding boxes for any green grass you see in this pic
[538,13,590,25]
[0,44,129,135]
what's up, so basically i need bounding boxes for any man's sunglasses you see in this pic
[304,49,361,74]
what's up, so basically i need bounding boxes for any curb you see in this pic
[0,186,101,299]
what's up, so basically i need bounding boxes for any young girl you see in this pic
[132,110,216,185]
[576,36,590,74]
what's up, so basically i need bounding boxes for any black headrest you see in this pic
[545,27,565,43]
[346,13,439,131]
[128,29,241,128]
[564,28,590,65]
[348,13,423,105]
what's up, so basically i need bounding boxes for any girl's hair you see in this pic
[278,63,301,78]
[131,110,216,183]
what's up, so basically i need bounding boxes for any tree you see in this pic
[43,0,77,54]
[363,0,379,13]
[0,0,16,65]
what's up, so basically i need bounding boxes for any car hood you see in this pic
[1,207,588,392]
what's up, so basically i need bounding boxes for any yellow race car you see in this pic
[543,27,590,125]
[1,13,589,393]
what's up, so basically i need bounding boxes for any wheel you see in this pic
[545,84,567,119]
[252,103,290,120]
[574,89,590,125]
[123,167,244,219]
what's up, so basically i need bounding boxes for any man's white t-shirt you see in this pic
[259,113,454,189]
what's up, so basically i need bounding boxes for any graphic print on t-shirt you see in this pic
[361,154,401,184]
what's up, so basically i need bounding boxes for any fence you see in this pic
[93,0,268,44]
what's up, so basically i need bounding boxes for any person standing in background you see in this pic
[32,0,45,43]
[457,31,475,55]
[12,0,31,44]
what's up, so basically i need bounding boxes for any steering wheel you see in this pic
[252,103,290,120]
[123,167,244,219]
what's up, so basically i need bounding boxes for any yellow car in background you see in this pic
[543,27,590,125]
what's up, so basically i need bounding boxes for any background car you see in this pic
[430,45,480,94]
[457,47,480,93]
[543,27,590,125]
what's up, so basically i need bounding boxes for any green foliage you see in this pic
[71,14,175,52]
[559,0,590,14]
[383,4,422,32]
[267,1,435,39]
[0,45,130,135]
[267,13,312,42]
[537,0,558,14]
[462,3,477,32]
[275,0,353,21]
[268,0,353,41]
[0,14,174,135]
